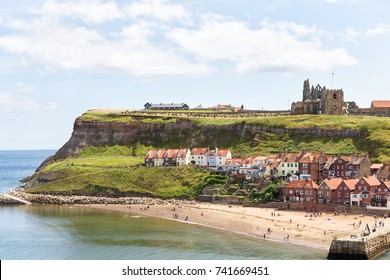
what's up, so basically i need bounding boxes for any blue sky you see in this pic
[0,0,389,150]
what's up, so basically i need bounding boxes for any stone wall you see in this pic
[328,231,390,259]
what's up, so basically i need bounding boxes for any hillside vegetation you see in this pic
[77,110,390,163]
[27,145,212,198]
[26,111,390,197]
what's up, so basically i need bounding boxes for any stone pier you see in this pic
[328,230,390,260]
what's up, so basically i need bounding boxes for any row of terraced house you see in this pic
[286,177,390,208]
[144,147,390,181]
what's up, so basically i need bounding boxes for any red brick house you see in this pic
[353,176,381,206]
[347,153,371,179]
[373,181,390,207]
[335,179,358,206]
[298,153,320,181]
[286,180,318,203]
[317,178,343,205]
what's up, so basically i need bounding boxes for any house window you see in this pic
[289,190,293,194]
[385,189,388,192]
[364,186,368,191]
[378,188,382,192]
[333,93,337,99]
[337,193,341,197]
[327,192,330,197]
[344,187,347,190]
[358,186,362,191]
[318,192,323,198]
[339,186,342,190]
[345,193,349,198]
[282,163,284,167]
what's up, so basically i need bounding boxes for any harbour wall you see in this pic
[327,231,390,259]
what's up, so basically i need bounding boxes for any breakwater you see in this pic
[0,190,196,206]
[327,231,390,259]
[0,194,24,205]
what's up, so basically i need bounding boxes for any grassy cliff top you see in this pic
[79,109,390,131]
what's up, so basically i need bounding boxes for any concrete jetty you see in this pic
[328,228,390,259]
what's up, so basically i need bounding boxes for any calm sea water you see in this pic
[0,151,388,260]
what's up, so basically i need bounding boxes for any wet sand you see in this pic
[90,202,389,251]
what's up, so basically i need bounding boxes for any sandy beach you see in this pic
[90,202,390,251]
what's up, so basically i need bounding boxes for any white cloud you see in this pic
[16,82,34,93]
[33,0,124,24]
[125,0,190,22]
[0,16,210,76]
[0,92,58,112]
[0,0,359,76]
[365,23,390,37]
[168,17,358,72]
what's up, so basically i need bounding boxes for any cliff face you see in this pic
[53,117,369,160]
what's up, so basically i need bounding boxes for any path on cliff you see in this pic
[1,193,32,205]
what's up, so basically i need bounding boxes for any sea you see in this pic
[0,150,389,260]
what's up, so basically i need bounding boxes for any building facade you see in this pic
[291,79,344,115]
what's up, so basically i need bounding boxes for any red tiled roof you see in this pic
[242,157,253,164]
[145,150,157,159]
[155,150,167,159]
[177,148,188,158]
[343,179,359,190]
[363,176,381,186]
[371,164,384,169]
[254,156,268,161]
[287,180,318,189]
[371,100,390,108]
[164,149,179,158]
[321,178,343,190]
[191,148,210,156]
[216,149,230,157]
[382,181,390,189]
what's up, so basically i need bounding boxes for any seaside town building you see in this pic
[370,100,390,116]
[190,147,210,167]
[318,178,343,205]
[373,181,390,207]
[286,180,318,203]
[176,148,191,166]
[144,103,189,110]
[154,149,166,167]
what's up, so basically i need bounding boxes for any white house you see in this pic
[190,147,209,167]
[176,148,191,166]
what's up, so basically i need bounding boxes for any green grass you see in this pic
[27,166,210,199]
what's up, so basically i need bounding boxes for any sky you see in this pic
[0,0,389,150]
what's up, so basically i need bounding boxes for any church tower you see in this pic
[302,79,311,101]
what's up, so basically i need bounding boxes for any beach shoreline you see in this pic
[88,202,389,251]
[4,189,389,252]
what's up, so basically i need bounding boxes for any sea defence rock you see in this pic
[7,190,197,206]
[0,194,24,205]
[327,231,390,259]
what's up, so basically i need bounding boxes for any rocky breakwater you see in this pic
[0,194,24,205]
[8,190,197,206]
